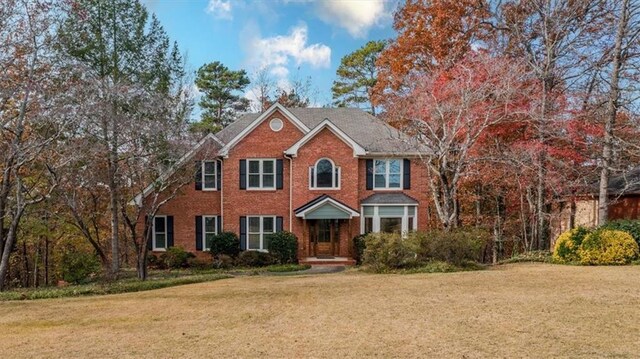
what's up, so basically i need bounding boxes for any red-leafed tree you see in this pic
[386,52,536,229]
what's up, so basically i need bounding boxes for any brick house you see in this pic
[143,103,430,264]
[552,167,640,245]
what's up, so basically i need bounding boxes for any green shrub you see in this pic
[57,241,101,284]
[409,228,489,266]
[186,257,212,270]
[266,231,298,264]
[553,227,591,263]
[208,232,241,259]
[599,220,640,246]
[578,229,639,265]
[160,247,195,269]
[352,234,366,264]
[236,250,276,267]
[362,232,415,272]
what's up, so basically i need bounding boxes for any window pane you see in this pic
[248,234,261,249]
[205,217,216,233]
[365,217,373,234]
[264,234,271,250]
[263,174,274,187]
[205,233,216,249]
[379,206,404,216]
[374,174,386,188]
[155,233,166,248]
[316,159,333,187]
[389,159,401,174]
[363,206,374,216]
[408,206,416,216]
[263,217,274,232]
[389,174,401,188]
[204,174,216,188]
[380,218,402,233]
[248,160,260,173]
[374,160,386,174]
[248,174,260,187]
[263,160,274,174]
[408,217,414,231]
[249,217,260,232]
[154,217,165,233]
[204,161,216,174]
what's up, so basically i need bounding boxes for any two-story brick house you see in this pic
[145,103,430,264]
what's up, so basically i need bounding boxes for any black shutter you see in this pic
[167,216,174,247]
[403,159,411,189]
[239,159,247,189]
[276,159,284,189]
[239,216,247,250]
[145,215,152,250]
[195,161,202,190]
[195,216,203,251]
[217,215,222,234]
[216,160,222,190]
[276,216,283,232]
[366,159,373,190]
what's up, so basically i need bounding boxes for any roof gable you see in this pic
[284,118,366,157]
[294,194,360,219]
[218,103,310,157]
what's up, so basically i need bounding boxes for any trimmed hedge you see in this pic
[578,229,639,265]
[600,220,640,247]
[208,232,241,259]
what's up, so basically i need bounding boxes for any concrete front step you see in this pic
[299,257,356,266]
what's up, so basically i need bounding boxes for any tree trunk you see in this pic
[598,0,628,226]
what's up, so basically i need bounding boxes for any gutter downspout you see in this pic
[220,158,224,229]
[284,153,294,231]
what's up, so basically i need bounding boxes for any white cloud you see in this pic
[243,23,331,73]
[205,0,233,20]
[315,0,392,38]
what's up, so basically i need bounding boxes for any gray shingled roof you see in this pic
[361,193,419,205]
[587,166,640,195]
[214,107,423,154]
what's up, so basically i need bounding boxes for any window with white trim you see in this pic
[310,158,340,189]
[362,205,417,234]
[247,216,275,250]
[373,159,402,189]
[203,216,217,250]
[247,159,275,189]
[202,161,217,190]
[153,216,167,250]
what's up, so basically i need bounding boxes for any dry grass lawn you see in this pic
[2,263,640,358]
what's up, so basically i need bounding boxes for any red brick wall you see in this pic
[291,127,360,257]
[357,158,432,231]
[222,110,303,235]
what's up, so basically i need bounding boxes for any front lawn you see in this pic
[1,263,640,357]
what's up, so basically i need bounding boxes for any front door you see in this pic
[312,219,335,256]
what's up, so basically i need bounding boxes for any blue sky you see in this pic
[144,0,398,112]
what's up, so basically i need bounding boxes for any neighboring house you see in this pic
[141,103,430,264]
[552,167,640,243]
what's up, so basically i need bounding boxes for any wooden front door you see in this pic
[312,219,336,256]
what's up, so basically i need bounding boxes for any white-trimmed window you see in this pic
[247,216,275,250]
[374,159,402,189]
[202,161,217,190]
[247,159,275,189]
[362,205,417,234]
[203,215,218,251]
[153,215,167,250]
[310,158,340,189]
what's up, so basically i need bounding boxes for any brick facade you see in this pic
[147,107,432,260]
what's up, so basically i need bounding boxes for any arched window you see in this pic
[310,158,340,189]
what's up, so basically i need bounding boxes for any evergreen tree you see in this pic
[194,61,250,134]
[332,40,385,115]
